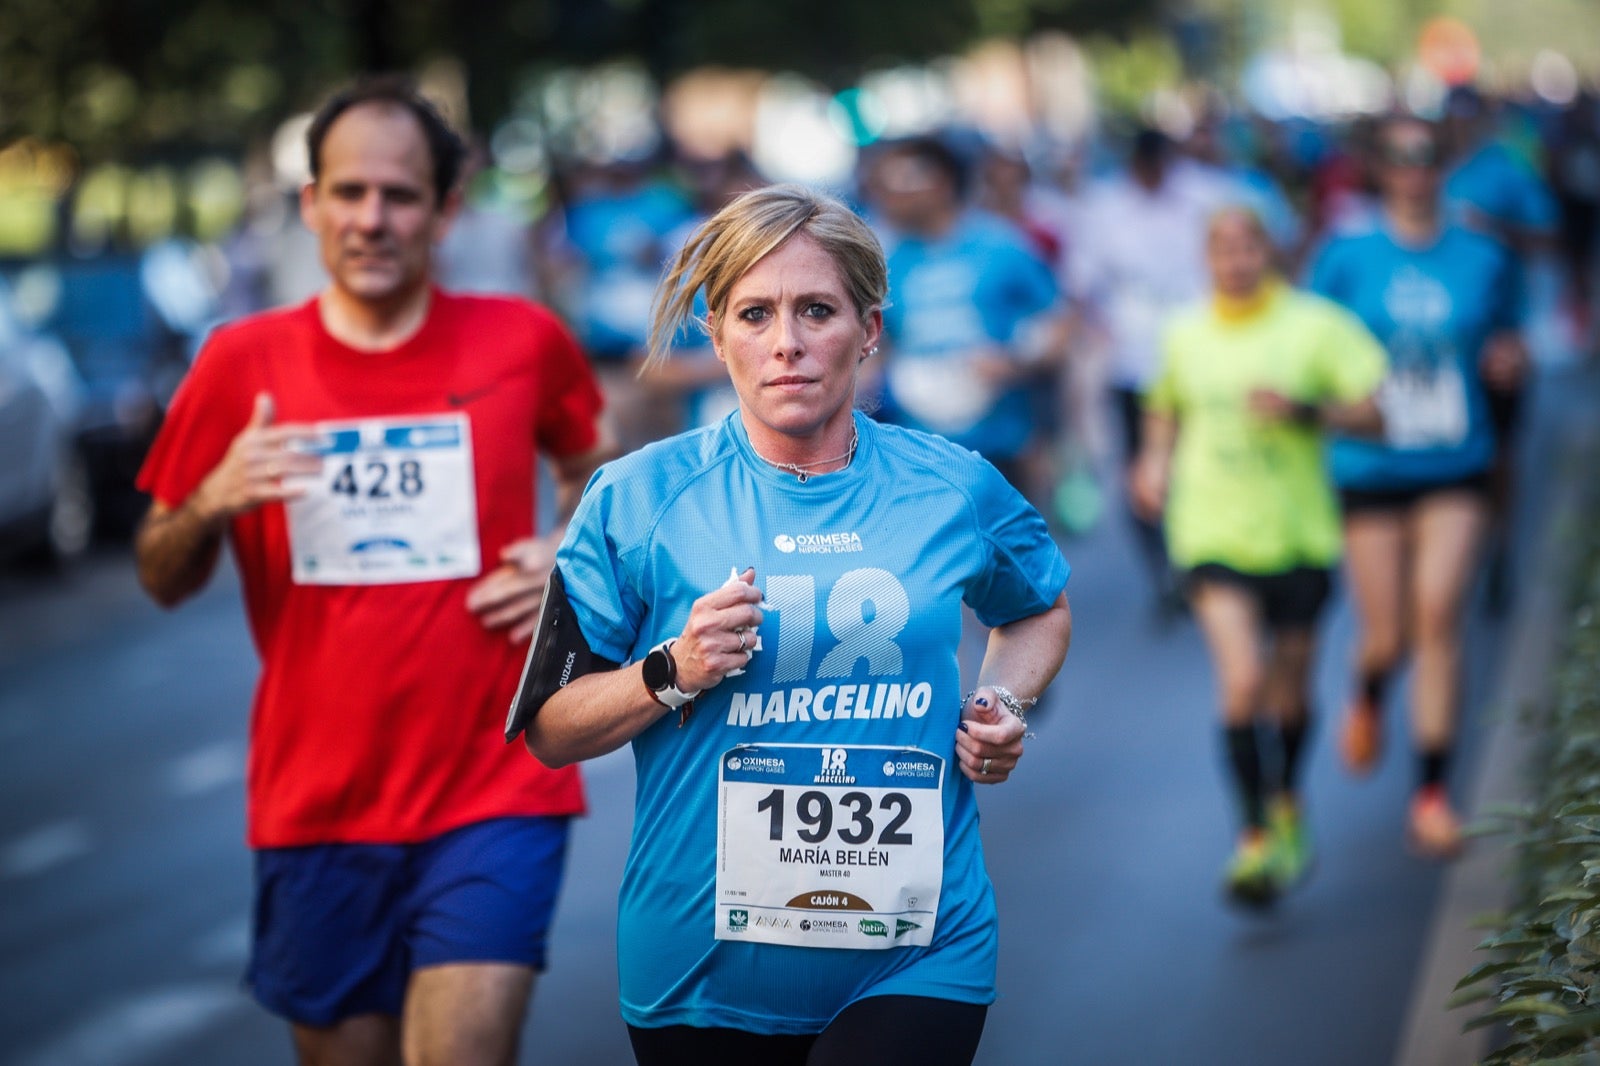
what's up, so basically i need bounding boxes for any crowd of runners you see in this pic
[138,72,1594,1064]
[437,82,1581,896]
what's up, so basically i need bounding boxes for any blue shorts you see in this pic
[246,816,570,1026]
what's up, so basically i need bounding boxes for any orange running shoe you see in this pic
[1408,785,1464,859]
[1339,699,1382,775]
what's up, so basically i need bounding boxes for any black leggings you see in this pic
[627,994,988,1066]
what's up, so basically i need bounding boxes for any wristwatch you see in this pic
[642,640,699,710]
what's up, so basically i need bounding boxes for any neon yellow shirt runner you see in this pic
[1146,283,1387,574]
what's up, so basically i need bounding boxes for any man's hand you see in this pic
[466,535,560,642]
[191,392,322,525]
[1246,387,1308,424]
[1480,332,1529,392]
[136,392,321,607]
[1128,454,1168,522]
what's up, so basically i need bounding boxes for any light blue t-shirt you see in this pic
[1308,224,1521,490]
[557,411,1070,1034]
[881,212,1060,460]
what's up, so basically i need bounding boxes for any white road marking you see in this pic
[165,741,244,796]
[14,984,247,1066]
[0,820,92,879]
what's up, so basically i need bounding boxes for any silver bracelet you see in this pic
[968,686,1039,739]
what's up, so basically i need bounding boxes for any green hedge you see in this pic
[1453,515,1600,1064]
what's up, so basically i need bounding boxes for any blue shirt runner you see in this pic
[556,410,1069,1034]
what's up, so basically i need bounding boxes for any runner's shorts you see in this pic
[1338,472,1490,516]
[247,815,570,1026]
[1186,563,1333,629]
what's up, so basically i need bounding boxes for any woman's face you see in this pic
[1377,121,1443,208]
[1206,212,1271,299]
[713,233,881,449]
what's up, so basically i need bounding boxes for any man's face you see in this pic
[874,152,956,234]
[300,102,454,308]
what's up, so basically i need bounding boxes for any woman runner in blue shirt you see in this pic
[1308,116,1528,857]
[523,184,1073,1065]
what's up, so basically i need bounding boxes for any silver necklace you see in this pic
[751,426,859,483]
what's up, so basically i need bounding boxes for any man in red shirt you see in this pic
[134,76,607,1066]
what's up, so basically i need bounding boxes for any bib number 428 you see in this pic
[329,459,424,499]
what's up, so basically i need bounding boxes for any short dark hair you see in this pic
[1131,127,1170,165]
[305,75,467,204]
[882,135,970,198]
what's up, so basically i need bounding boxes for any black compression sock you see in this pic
[1418,749,1451,789]
[1361,671,1389,710]
[1278,714,1313,793]
[1224,724,1267,829]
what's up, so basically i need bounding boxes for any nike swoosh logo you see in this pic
[447,383,501,406]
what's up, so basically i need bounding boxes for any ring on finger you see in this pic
[981,757,992,775]
[736,628,749,652]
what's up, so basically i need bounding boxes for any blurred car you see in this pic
[10,244,221,537]
[0,277,93,565]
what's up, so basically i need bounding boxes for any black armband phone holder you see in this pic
[504,566,619,742]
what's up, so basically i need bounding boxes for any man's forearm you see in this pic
[550,440,613,525]
[135,498,226,608]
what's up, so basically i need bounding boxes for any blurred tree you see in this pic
[2,0,1160,160]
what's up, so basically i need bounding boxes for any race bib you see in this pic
[1379,366,1469,449]
[285,414,481,585]
[715,743,944,950]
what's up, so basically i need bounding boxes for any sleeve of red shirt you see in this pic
[527,303,604,459]
[136,324,258,511]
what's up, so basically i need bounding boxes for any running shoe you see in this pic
[1408,785,1464,859]
[1222,831,1278,909]
[1339,698,1382,776]
[1266,796,1314,892]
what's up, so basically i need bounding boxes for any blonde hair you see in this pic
[1205,202,1271,246]
[645,183,887,369]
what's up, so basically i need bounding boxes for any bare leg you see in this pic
[291,1016,402,1066]
[1191,580,1267,829]
[1191,581,1266,728]
[1342,512,1409,686]
[402,963,535,1066]
[1263,628,1314,724]
[1263,626,1316,794]
[1406,492,1489,756]
[1337,512,1409,773]
[1193,579,1284,903]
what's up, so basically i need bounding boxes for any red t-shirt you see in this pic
[138,291,601,848]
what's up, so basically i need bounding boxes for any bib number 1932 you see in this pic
[755,785,915,846]
[715,743,943,950]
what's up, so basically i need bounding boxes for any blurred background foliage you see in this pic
[3,0,1600,258]
[0,0,1165,163]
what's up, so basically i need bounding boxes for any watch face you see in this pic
[642,647,674,690]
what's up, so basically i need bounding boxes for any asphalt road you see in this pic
[0,363,1580,1066]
